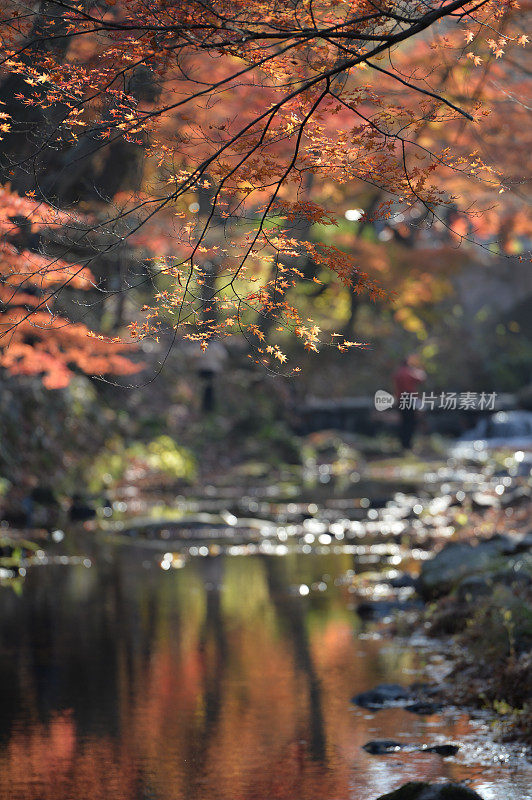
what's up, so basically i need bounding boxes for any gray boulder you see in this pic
[500,531,532,554]
[420,536,512,597]
[375,781,484,800]
[404,701,443,715]
[455,552,532,602]
[352,683,412,709]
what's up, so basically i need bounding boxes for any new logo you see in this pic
[374,390,394,411]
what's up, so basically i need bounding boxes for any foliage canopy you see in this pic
[0,0,529,380]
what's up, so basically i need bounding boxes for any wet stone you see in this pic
[356,599,422,619]
[405,701,444,716]
[363,740,405,754]
[455,554,532,602]
[388,572,419,590]
[504,531,532,554]
[353,682,444,713]
[419,536,513,598]
[375,781,485,800]
[69,494,97,522]
[419,744,460,757]
[363,741,459,757]
[352,683,413,709]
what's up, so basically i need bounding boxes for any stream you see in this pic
[0,474,530,800]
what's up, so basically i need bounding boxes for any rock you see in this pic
[69,494,97,522]
[357,601,393,619]
[363,740,404,754]
[455,553,532,602]
[388,572,419,590]
[24,486,62,528]
[352,683,412,709]
[405,701,443,715]
[352,682,444,711]
[501,531,532,555]
[357,599,422,619]
[375,782,484,800]
[419,744,459,757]
[419,536,513,598]
[363,741,459,757]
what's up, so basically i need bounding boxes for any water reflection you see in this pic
[0,551,529,800]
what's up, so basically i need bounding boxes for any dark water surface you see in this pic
[0,547,530,800]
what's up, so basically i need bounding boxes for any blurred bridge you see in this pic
[296,394,518,437]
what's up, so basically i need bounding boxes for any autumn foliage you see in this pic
[0,186,139,387]
[0,0,529,378]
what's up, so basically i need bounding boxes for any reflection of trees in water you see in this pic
[263,556,326,764]
[0,552,342,798]
[199,556,227,730]
[0,550,485,800]
[0,552,171,738]
[181,556,228,798]
[0,564,119,738]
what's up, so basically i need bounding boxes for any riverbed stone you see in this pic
[405,701,443,715]
[363,740,404,754]
[454,551,532,602]
[420,744,460,757]
[363,741,459,757]
[375,781,484,800]
[388,572,419,590]
[357,599,422,619]
[419,536,513,597]
[500,531,532,554]
[352,683,412,708]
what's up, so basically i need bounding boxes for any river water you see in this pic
[0,534,530,800]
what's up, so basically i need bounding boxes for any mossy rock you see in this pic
[420,536,513,598]
[376,782,484,800]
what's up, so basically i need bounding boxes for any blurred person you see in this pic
[393,356,426,450]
